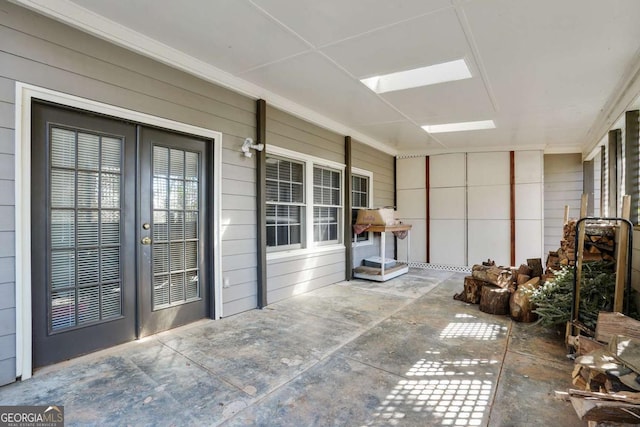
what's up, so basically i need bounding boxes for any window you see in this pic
[352,174,370,243]
[313,167,341,243]
[266,157,304,249]
[266,148,345,254]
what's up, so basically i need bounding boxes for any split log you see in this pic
[510,277,540,322]
[595,312,640,344]
[527,258,543,278]
[577,336,606,356]
[570,396,640,423]
[453,276,487,304]
[472,264,501,284]
[569,389,640,405]
[472,265,514,288]
[517,264,533,277]
[516,274,531,285]
[480,285,510,315]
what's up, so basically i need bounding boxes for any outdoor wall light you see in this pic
[241,137,264,158]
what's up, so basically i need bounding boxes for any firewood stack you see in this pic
[546,219,616,274]
[565,312,640,424]
[454,258,543,322]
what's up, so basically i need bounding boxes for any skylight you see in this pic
[422,120,496,134]
[360,59,472,94]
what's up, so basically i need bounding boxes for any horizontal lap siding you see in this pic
[0,0,260,384]
[267,251,345,303]
[264,106,345,303]
[0,41,16,385]
[543,154,583,255]
[265,106,344,164]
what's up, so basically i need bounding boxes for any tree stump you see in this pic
[479,284,510,315]
[510,277,540,322]
[453,276,487,304]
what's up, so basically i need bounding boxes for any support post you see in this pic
[256,99,267,308]
[425,156,430,263]
[614,195,631,312]
[572,194,588,332]
[344,136,353,280]
[510,151,516,266]
[608,130,620,217]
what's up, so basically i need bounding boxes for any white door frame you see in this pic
[14,83,223,379]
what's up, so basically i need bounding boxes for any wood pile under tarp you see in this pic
[567,312,640,424]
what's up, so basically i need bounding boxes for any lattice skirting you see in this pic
[408,262,472,274]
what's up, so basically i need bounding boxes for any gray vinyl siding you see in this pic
[0,0,262,382]
[543,153,583,255]
[264,105,346,303]
[266,106,344,164]
[0,17,16,386]
[351,141,395,267]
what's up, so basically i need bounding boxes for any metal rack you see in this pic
[569,216,633,338]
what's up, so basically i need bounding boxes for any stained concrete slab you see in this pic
[489,351,582,426]
[268,283,410,327]
[347,269,455,299]
[0,268,586,426]
[222,355,465,427]
[158,308,355,396]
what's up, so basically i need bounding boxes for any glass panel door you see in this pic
[138,127,208,337]
[31,102,137,368]
[151,146,201,309]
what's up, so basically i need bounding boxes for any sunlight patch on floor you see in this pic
[439,322,506,340]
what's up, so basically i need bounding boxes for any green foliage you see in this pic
[530,261,627,329]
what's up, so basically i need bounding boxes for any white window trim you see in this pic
[265,155,305,252]
[352,167,374,247]
[266,145,345,260]
[15,83,224,380]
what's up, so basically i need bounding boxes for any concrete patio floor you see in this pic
[0,269,585,426]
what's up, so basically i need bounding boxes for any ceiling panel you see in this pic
[463,0,640,111]
[70,0,310,73]
[250,0,453,48]
[354,120,441,150]
[239,52,404,125]
[321,7,469,79]
[381,78,495,125]
[496,103,597,133]
[433,125,586,150]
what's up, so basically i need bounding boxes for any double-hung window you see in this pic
[266,157,304,249]
[352,170,373,244]
[266,147,344,254]
[313,166,341,244]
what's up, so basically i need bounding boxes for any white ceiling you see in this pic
[15,0,640,156]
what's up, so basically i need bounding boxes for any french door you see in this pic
[138,127,208,337]
[31,102,211,368]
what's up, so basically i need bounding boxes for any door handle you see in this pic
[141,236,152,245]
